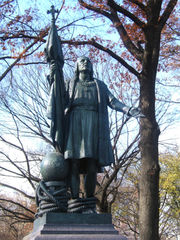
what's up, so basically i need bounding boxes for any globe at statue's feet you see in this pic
[35,152,69,217]
[40,151,69,181]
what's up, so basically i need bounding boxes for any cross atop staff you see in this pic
[47,5,58,22]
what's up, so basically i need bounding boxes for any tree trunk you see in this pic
[139,27,161,240]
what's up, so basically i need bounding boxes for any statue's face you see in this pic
[77,57,92,73]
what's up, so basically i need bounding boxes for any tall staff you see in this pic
[45,5,65,153]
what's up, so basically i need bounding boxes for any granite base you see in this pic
[23,213,127,240]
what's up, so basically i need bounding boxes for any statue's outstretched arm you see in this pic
[107,88,144,118]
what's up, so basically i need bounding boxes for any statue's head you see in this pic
[75,56,93,80]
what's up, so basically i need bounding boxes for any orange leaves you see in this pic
[9,9,33,26]
[123,0,146,20]
[15,15,21,21]
[26,15,33,22]
[23,8,35,23]
[92,0,109,11]
[79,0,109,14]
[0,3,49,68]
[35,51,45,59]
[106,64,139,102]
[121,51,131,62]
[0,0,15,17]
[125,22,144,42]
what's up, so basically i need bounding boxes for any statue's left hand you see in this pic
[128,107,145,118]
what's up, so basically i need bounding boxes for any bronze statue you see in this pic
[63,56,141,202]
[39,5,142,214]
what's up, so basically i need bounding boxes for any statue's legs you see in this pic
[69,158,97,213]
[85,158,97,198]
[70,159,80,199]
[70,158,97,199]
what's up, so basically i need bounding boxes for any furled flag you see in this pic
[45,6,65,153]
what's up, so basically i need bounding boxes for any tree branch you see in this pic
[100,135,139,209]
[0,33,45,42]
[62,39,139,77]
[0,149,40,183]
[0,198,35,215]
[0,0,14,8]
[0,204,34,222]
[11,112,35,189]
[78,0,111,18]
[78,0,143,62]
[108,8,143,61]
[107,0,145,29]
[0,165,23,178]
[146,0,162,25]
[16,61,46,66]
[159,0,178,30]
[0,183,35,200]
[1,98,52,146]
[0,40,38,82]
[129,0,146,12]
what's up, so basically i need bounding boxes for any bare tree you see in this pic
[0,193,34,240]
[0,65,51,225]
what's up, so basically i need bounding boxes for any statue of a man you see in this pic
[63,56,140,201]
[44,7,142,214]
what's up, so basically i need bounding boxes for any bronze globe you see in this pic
[40,152,69,181]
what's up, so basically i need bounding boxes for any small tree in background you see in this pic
[111,150,180,239]
[0,193,35,240]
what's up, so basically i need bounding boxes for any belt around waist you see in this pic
[72,105,98,111]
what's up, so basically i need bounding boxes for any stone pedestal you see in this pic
[24,213,127,240]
